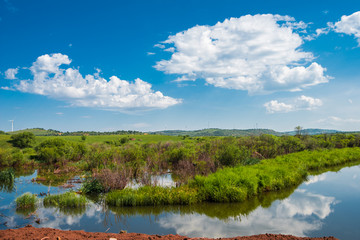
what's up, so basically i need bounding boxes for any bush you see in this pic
[9,132,35,148]
[36,138,87,164]
[0,148,27,167]
[82,178,105,194]
[93,168,130,192]
[216,144,250,166]
[15,192,37,209]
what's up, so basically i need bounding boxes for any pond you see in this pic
[0,164,360,240]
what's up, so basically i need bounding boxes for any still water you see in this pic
[0,165,359,240]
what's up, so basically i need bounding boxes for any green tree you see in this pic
[9,132,36,148]
[81,135,87,141]
[295,126,303,137]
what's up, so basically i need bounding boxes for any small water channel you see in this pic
[1,164,360,240]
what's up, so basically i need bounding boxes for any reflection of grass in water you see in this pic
[35,168,78,187]
[107,183,298,223]
[0,168,15,192]
[15,205,36,217]
[45,205,87,216]
[13,168,35,178]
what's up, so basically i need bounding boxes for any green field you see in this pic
[0,133,184,146]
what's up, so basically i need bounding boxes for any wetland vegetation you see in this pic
[1,130,360,208]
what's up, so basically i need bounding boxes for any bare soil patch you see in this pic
[0,225,338,240]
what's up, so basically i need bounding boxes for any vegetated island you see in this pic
[1,128,359,239]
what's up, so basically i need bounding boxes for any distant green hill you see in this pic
[150,128,282,137]
[6,128,142,136]
[150,128,350,137]
[283,128,341,136]
[6,127,353,137]
[7,128,61,136]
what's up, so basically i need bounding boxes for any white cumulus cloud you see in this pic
[264,95,322,113]
[5,68,19,79]
[155,14,330,94]
[318,116,360,124]
[264,100,294,113]
[4,53,181,111]
[332,11,360,45]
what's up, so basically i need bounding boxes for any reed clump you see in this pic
[15,192,37,209]
[0,168,15,192]
[106,185,199,207]
[43,192,87,208]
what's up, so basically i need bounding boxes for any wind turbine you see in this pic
[9,120,14,132]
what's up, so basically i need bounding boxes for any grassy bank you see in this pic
[106,147,360,206]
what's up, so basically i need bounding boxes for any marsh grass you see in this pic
[106,147,360,206]
[191,148,360,203]
[43,192,87,208]
[15,192,37,209]
[106,185,199,207]
[0,168,15,192]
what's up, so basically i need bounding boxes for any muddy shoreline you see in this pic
[0,225,338,240]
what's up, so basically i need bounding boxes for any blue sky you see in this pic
[1,0,360,132]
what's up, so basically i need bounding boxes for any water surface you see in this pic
[1,165,359,240]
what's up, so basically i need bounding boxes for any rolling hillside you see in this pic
[3,127,350,137]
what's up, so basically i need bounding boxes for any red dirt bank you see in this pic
[0,225,338,240]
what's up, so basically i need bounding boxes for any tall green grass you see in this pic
[15,192,37,209]
[0,168,15,192]
[106,147,360,206]
[43,192,87,208]
[190,148,360,203]
[106,186,199,207]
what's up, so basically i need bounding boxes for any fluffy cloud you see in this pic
[264,95,322,113]
[4,68,18,79]
[318,116,360,124]
[332,11,360,45]
[5,53,181,111]
[155,14,330,94]
[264,100,294,113]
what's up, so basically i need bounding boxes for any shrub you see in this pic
[94,168,131,192]
[9,132,35,148]
[216,144,250,166]
[36,139,87,164]
[15,192,37,209]
[81,135,87,141]
[168,147,192,165]
[81,178,105,194]
[0,148,28,167]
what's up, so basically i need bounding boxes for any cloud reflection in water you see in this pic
[158,189,336,238]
